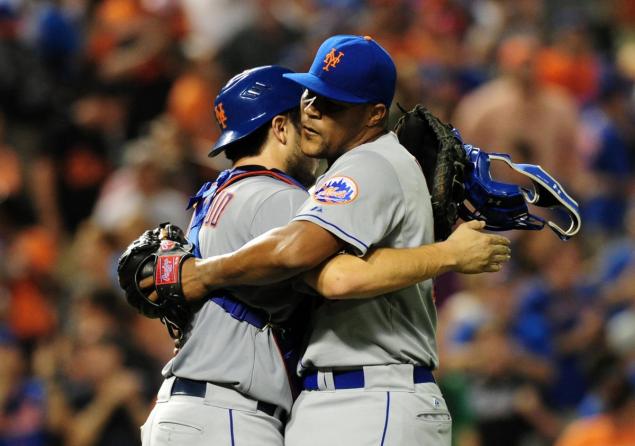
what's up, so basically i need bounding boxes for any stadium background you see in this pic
[1,0,634,444]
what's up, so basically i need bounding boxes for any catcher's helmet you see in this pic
[209,65,304,157]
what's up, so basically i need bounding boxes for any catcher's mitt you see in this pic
[117,223,194,343]
[394,104,468,241]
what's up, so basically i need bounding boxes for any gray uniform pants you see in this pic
[141,377,284,446]
[285,365,452,446]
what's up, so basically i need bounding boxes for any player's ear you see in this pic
[366,103,387,127]
[271,115,288,145]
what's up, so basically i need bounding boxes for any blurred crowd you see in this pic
[0,0,634,445]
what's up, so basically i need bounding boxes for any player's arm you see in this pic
[176,151,504,301]
[305,220,511,299]
[176,220,346,302]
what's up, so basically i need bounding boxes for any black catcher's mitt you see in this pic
[394,104,468,241]
[117,223,194,343]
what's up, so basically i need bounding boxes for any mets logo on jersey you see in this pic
[313,176,358,204]
[323,48,344,71]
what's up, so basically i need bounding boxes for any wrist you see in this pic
[181,257,209,302]
[196,258,216,292]
[436,240,460,273]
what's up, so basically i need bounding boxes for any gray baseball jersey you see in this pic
[293,131,438,371]
[163,172,308,413]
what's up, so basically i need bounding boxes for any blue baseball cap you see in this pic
[209,65,304,157]
[283,35,396,107]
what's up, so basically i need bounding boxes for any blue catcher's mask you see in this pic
[459,144,581,240]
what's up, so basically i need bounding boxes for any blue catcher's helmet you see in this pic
[209,65,304,157]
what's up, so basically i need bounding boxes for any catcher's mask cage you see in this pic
[459,144,581,240]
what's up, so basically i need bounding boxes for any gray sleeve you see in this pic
[249,187,308,238]
[293,152,404,255]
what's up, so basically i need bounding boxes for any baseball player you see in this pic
[149,35,511,445]
[140,65,317,446]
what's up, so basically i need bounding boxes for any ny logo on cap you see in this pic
[323,48,345,72]
[215,103,228,129]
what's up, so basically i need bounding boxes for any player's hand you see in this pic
[138,256,206,302]
[444,220,511,274]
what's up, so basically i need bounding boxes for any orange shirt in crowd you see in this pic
[535,47,599,103]
[556,414,635,446]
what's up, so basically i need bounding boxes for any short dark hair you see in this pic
[224,107,300,162]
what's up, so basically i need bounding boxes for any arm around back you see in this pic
[305,220,512,299]
[181,220,345,301]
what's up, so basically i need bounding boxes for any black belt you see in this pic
[303,366,435,390]
[171,377,284,420]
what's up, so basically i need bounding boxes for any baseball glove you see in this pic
[394,104,468,241]
[117,223,194,343]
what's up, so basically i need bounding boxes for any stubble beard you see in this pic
[300,132,330,159]
[288,140,319,188]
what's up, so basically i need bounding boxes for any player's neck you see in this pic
[340,126,388,155]
[233,151,286,174]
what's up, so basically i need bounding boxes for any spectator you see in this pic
[555,369,635,446]
[535,23,601,104]
[61,335,148,446]
[91,139,190,233]
[86,0,180,137]
[6,227,58,343]
[577,73,633,234]
[514,241,603,411]
[0,328,47,446]
[452,31,581,186]
[216,0,305,75]
[439,277,556,446]
[32,118,111,238]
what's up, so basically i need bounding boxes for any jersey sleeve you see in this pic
[293,151,404,256]
[249,187,308,238]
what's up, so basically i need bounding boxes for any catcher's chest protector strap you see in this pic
[186,165,306,258]
[185,166,305,330]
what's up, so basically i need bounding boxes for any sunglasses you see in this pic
[301,89,356,115]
